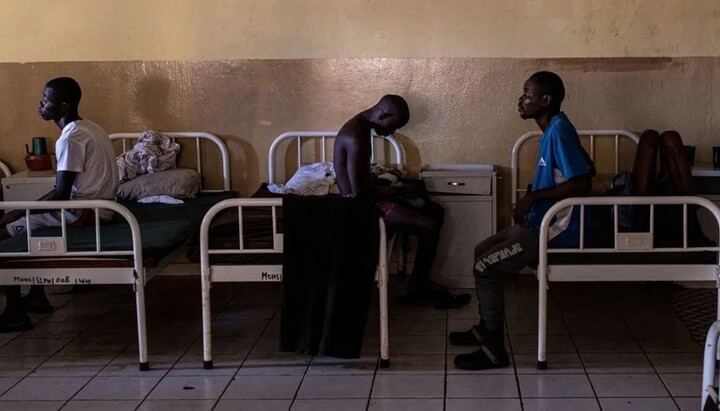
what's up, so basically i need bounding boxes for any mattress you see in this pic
[0,192,234,265]
[187,185,284,265]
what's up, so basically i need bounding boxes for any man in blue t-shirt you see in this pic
[450,71,594,370]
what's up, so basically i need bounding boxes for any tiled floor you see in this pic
[0,276,707,410]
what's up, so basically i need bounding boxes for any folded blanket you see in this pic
[117,130,180,181]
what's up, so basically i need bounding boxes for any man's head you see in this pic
[39,77,82,121]
[369,94,410,136]
[518,71,565,120]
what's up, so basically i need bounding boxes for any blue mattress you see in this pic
[0,192,234,264]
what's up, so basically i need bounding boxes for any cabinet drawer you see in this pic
[423,175,492,195]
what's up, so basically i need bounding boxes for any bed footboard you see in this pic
[199,198,390,369]
[536,196,720,370]
[0,200,149,371]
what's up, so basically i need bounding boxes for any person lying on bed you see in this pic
[333,95,468,309]
[612,129,710,243]
[450,71,595,370]
[0,77,119,332]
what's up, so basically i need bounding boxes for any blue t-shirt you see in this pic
[523,112,593,247]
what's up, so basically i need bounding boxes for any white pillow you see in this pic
[117,168,200,201]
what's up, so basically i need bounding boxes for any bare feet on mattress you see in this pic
[0,312,33,333]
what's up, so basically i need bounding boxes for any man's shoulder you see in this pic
[64,120,109,139]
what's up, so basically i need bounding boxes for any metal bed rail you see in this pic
[536,196,720,370]
[0,199,150,370]
[268,131,404,184]
[199,198,390,370]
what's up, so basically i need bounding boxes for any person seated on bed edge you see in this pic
[450,71,595,370]
[333,94,468,309]
[0,77,119,333]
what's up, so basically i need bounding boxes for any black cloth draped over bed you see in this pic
[280,196,379,359]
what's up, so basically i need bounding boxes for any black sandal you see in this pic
[434,292,471,309]
[448,325,485,346]
[454,345,510,370]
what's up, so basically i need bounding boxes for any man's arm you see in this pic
[345,137,372,198]
[513,173,591,223]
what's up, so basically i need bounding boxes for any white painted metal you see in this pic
[511,130,640,212]
[267,131,404,184]
[110,131,231,191]
[0,199,148,369]
[703,321,720,410]
[536,196,720,367]
[0,160,12,179]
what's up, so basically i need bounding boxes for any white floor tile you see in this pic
[660,373,702,397]
[598,397,679,411]
[291,399,366,411]
[221,375,303,400]
[371,398,446,411]
[32,356,111,377]
[513,353,584,374]
[676,397,702,411]
[581,353,654,374]
[1,376,88,401]
[519,374,594,398]
[73,376,161,400]
[647,352,702,374]
[0,400,64,411]
[61,400,140,411]
[522,398,600,411]
[590,374,670,398]
[372,374,445,399]
[136,399,216,411]
[446,398,522,411]
[297,375,374,399]
[0,356,48,378]
[146,375,232,400]
[446,374,519,398]
[214,399,291,411]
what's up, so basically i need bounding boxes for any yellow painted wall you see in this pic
[1,0,719,62]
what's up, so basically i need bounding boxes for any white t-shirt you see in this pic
[55,120,119,217]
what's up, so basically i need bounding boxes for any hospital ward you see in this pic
[0,1,719,410]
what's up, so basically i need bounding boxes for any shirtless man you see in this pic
[334,95,452,305]
[0,77,118,332]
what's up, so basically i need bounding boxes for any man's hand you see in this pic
[513,193,535,224]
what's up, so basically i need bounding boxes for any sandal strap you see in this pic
[471,326,484,344]
[479,344,500,365]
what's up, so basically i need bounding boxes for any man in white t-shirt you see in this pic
[0,77,118,332]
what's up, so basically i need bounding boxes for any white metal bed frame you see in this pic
[704,321,720,410]
[0,132,231,371]
[512,130,720,370]
[200,130,403,370]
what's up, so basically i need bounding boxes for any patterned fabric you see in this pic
[116,130,180,181]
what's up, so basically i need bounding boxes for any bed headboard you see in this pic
[268,130,405,184]
[511,129,640,209]
[109,132,231,192]
[0,160,11,179]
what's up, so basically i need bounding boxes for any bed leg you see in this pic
[380,359,390,368]
[201,264,213,369]
[135,270,149,371]
[379,219,390,368]
[703,322,720,407]
[537,266,548,370]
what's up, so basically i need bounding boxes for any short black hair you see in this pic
[45,77,82,108]
[529,71,565,108]
[379,94,410,122]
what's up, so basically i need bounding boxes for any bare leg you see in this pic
[632,129,661,195]
[659,130,694,195]
[383,203,441,293]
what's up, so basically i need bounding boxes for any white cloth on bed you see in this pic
[117,130,180,181]
[137,195,184,204]
[268,162,336,196]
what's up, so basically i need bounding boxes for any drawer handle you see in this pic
[448,182,466,186]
